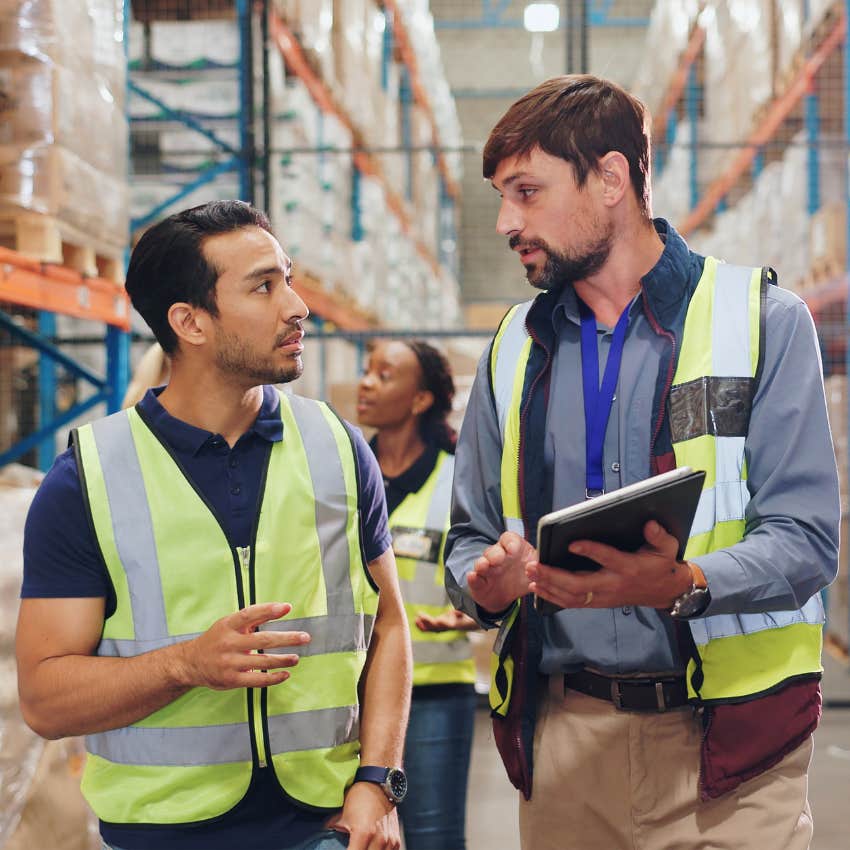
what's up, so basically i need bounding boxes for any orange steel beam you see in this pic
[0,247,130,330]
[382,0,460,199]
[269,11,441,277]
[652,26,706,146]
[678,11,846,237]
[293,276,376,331]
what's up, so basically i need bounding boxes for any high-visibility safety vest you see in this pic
[489,257,824,713]
[73,390,378,825]
[389,450,475,687]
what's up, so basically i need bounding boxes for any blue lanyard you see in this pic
[579,299,630,497]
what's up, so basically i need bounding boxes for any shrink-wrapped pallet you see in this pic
[0,0,128,257]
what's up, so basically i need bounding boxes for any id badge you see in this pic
[390,526,444,563]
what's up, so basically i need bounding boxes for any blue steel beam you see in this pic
[0,311,108,388]
[130,157,240,232]
[0,391,110,468]
[37,311,56,470]
[128,80,240,156]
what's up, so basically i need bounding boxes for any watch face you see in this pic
[386,768,408,802]
[676,588,710,618]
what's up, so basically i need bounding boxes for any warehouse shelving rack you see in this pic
[268,6,457,279]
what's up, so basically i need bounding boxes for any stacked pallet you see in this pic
[0,0,128,280]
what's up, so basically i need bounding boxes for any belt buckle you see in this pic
[610,680,624,710]
[655,681,668,712]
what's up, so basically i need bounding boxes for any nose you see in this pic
[281,285,309,323]
[496,199,523,237]
[359,371,376,390]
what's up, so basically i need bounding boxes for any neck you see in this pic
[157,360,264,447]
[375,420,426,478]
[573,218,664,326]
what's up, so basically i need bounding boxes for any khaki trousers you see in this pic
[518,677,813,850]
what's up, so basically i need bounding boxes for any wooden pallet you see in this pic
[0,210,124,284]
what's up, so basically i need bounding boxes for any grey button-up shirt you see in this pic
[446,243,839,677]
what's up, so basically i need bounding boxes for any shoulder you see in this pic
[342,420,382,488]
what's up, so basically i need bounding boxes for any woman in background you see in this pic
[357,338,477,850]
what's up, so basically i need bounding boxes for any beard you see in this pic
[213,323,303,385]
[510,226,613,291]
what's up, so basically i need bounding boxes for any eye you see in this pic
[256,280,271,293]
[519,188,537,199]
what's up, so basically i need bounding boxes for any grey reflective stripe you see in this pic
[689,593,825,646]
[690,475,751,537]
[268,705,359,753]
[669,377,754,442]
[87,705,360,766]
[98,633,202,656]
[505,517,525,537]
[260,613,375,657]
[493,301,533,440]
[87,722,253,766]
[425,455,454,530]
[286,395,355,616]
[99,616,376,659]
[90,413,168,642]
[399,455,454,608]
[713,263,753,375]
[413,638,472,666]
[399,573,450,606]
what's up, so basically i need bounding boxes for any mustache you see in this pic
[274,321,303,347]
[509,235,549,252]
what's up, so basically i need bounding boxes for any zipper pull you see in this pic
[239,545,250,573]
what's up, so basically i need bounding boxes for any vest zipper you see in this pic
[239,544,268,769]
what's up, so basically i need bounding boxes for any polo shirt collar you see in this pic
[137,384,284,456]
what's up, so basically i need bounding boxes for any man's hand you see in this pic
[414,609,479,632]
[172,602,311,690]
[467,531,536,614]
[526,521,693,610]
[325,781,400,850]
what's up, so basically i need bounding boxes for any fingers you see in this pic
[642,520,679,555]
[229,601,292,632]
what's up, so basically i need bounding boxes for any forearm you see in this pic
[357,606,411,767]
[19,644,190,739]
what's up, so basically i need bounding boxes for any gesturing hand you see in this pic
[326,781,400,850]
[467,531,536,614]
[173,602,311,690]
[526,520,693,610]
[414,609,479,633]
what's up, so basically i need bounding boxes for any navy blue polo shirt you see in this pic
[22,385,392,850]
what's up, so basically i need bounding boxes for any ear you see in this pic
[411,389,434,417]
[167,302,209,350]
[598,151,629,207]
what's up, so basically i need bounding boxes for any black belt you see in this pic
[562,669,689,712]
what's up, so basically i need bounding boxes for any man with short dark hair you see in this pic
[17,200,411,850]
[446,75,838,849]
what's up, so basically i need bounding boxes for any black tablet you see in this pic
[535,466,706,615]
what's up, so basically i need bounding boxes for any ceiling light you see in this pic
[524,3,560,33]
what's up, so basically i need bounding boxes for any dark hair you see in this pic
[404,340,457,454]
[125,200,273,354]
[482,74,651,218]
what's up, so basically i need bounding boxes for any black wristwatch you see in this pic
[353,766,408,804]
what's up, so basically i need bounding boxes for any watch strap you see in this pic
[354,766,389,785]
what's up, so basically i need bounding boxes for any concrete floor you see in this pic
[465,655,850,850]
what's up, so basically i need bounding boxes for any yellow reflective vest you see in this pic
[489,257,824,712]
[74,391,378,824]
[390,450,475,686]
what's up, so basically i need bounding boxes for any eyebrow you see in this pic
[492,172,530,192]
[244,265,291,281]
